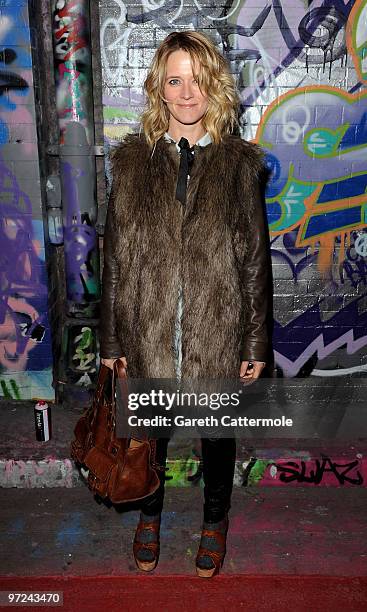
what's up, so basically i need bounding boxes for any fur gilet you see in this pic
[108,132,265,379]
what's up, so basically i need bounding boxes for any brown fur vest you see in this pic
[104,132,268,379]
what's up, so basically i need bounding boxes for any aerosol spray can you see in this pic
[34,401,51,442]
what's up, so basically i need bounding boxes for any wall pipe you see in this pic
[48,0,101,393]
[51,0,100,317]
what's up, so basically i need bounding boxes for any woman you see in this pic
[99,30,269,578]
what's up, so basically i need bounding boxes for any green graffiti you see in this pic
[246,459,270,485]
[72,326,96,371]
[268,171,317,232]
[103,107,139,121]
[165,458,202,487]
[58,60,89,124]
[0,379,21,399]
[348,0,367,83]
[304,126,348,157]
[304,124,366,158]
[154,457,272,487]
[256,86,367,266]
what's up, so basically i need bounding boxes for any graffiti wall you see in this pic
[0,1,53,399]
[165,454,367,487]
[99,0,367,377]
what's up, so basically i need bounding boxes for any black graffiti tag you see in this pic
[340,237,367,288]
[0,48,28,97]
[274,455,363,485]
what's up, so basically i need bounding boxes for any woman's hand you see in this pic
[239,360,265,383]
[101,356,127,370]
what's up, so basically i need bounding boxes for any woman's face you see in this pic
[163,49,208,130]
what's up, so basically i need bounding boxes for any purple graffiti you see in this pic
[239,0,354,106]
[274,296,367,376]
[0,157,47,370]
[270,230,319,280]
[259,89,367,199]
[62,160,99,302]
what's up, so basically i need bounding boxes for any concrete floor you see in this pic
[1,485,366,577]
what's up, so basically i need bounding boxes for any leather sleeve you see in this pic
[99,183,125,359]
[240,181,269,363]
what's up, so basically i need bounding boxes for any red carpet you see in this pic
[1,575,366,611]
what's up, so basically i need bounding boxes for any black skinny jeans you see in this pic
[140,437,236,523]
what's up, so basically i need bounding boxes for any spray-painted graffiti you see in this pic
[57,60,89,125]
[62,159,100,304]
[0,379,20,400]
[236,0,355,111]
[275,457,363,485]
[53,0,89,60]
[0,158,47,374]
[0,49,28,103]
[256,85,367,375]
[100,0,357,140]
[99,0,367,377]
[165,457,203,487]
[241,457,270,486]
[2,449,366,488]
[341,236,367,288]
[70,325,97,373]
[347,0,367,84]
[262,455,366,486]
[52,0,94,144]
[116,454,367,487]
[0,1,53,399]
[51,1,100,388]
[256,86,367,270]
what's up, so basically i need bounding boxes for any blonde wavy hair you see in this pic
[140,31,240,148]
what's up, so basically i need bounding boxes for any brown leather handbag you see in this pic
[70,361,162,504]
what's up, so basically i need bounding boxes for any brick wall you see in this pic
[99,0,367,377]
[0,0,54,400]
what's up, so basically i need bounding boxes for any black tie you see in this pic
[175,137,195,205]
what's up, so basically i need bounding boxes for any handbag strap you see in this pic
[110,359,127,425]
[89,362,125,433]
[95,363,111,402]
[90,361,150,445]
[108,359,133,443]
[111,360,150,443]
[88,364,111,428]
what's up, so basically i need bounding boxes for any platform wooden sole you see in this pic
[134,557,158,572]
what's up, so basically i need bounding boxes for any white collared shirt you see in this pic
[163,131,212,151]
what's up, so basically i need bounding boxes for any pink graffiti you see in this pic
[0,157,46,370]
